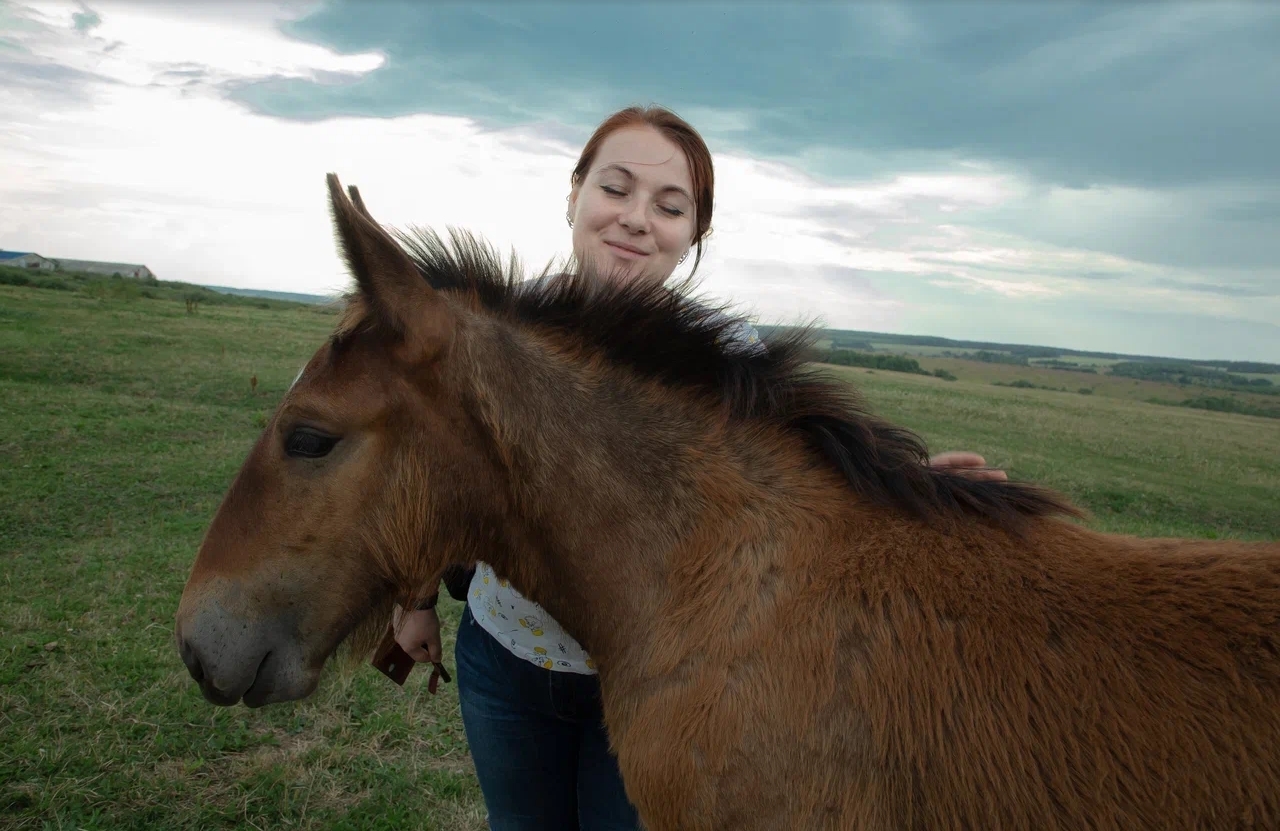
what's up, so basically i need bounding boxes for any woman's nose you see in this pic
[618,202,649,233]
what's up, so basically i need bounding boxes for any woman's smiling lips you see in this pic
[604,240,650,258]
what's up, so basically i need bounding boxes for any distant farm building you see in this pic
[0,250,56,270]
[0,250,154,279]
[50,258,155,280]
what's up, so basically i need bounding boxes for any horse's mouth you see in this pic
[239,650,275,708]
[200,680,244,707]
[194,650,273,708]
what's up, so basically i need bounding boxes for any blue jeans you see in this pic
[455,603,643,831]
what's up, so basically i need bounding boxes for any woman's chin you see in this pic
[583,247,668,287]
[594,258,642,286]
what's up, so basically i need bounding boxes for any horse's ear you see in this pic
[326,172,451,361]
[347,184,372,220]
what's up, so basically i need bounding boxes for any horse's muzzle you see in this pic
[175,600,314,708]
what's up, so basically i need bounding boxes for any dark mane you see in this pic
[391,225,1083,532]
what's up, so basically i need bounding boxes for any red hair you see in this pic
[572,105,715,275]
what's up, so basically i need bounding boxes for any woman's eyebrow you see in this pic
[599,163,692,201]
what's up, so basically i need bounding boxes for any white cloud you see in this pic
[16,0,369,85]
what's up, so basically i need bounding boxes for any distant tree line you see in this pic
[1198,360,1280,374]
[1109,361,1276,395]
[0,264,319,312]
[818,349,956,381]
[969,350,1030,366]
[771,326,1280,375]
[1032,359,1098,374]
[1177,396,1280,420]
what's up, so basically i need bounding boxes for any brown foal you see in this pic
[175,174,1280,830]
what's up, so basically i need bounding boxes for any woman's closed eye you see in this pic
[599,183,685,217]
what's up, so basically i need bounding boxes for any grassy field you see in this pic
[811,325,1280,417]
[864,342,1122,368]
[3,283,1278,829]
[909,354,1279,405]
[827,366,1279,540]
[814,339,1277,410]
[0,285,484,830]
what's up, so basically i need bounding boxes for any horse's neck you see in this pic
[464,328,761,666]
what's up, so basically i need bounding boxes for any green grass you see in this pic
[0,263,323,312]
[898,353,1280,413]
[1,285,483,830]
[2,283,1277,828]
[829,366,1279,540]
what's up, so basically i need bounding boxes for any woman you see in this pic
[394,105,1005,831]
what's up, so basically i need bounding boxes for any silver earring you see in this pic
[566,210,573,229]
[679,251,689,265]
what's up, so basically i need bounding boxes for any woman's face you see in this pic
[568,125,697,287]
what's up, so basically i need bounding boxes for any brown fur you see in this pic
[176,174,1280,830]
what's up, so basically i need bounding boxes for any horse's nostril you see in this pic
[180,638,205,684]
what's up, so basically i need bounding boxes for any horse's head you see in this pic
[174,174,505,707]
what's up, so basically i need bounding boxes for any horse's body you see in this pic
[174,175,1280,830]
[600,512,1280,828]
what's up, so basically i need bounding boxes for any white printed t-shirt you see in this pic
[468,311,764,674]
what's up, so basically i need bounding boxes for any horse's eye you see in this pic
[285,427,340,459]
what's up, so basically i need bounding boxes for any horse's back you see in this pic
[615,517,1280,829]
[816,525,1280,828]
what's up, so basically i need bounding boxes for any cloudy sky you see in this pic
[2,1,1278,361]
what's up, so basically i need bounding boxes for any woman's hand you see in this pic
[393,604,443,664]
[928,450,1009,482]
